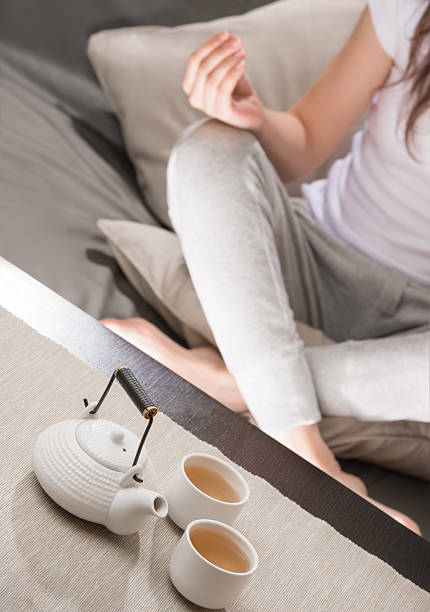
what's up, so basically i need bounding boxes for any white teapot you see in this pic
[33,366,168,535]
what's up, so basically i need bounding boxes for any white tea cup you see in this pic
[170,518,258,609]
[165,452,249,529]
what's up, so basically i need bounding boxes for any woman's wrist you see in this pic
[249,105,269,139]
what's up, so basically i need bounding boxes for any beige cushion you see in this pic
[98,219,214,347]
[88,0,366,228]
[97,218,332,348]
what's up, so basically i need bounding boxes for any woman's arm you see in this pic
[252,8,393,181]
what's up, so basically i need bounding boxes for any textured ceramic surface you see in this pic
[33,415,167,534]
[76,418,146,472]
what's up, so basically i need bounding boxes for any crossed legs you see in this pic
[102,118,429,534]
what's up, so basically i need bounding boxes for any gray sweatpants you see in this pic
[167,118,430,435]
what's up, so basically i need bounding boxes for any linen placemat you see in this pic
[0,305,429,612]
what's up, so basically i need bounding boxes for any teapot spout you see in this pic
[106,487,168,535]
[139,488,168,519]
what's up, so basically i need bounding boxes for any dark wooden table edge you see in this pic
[1,257,429,593]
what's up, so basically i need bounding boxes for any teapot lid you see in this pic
[76,419,146,472]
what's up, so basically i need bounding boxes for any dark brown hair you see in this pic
[402,3,430,156]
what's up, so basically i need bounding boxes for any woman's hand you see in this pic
[182,30,264,131]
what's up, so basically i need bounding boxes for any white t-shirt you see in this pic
[302,0,430,285]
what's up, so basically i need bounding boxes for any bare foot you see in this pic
[324,468,420,534]
[333,471,421,534]
[335,473,421,534]
[100,316,421,536]
[335,471,368,497]
[100,317,247,413]
[364,496,422,535]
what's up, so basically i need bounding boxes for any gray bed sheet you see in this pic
[0,64,164,325]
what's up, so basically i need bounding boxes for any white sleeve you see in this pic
[367,0,399,58]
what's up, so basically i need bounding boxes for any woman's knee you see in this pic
[168,118,258,183]
[167,118,259,228]
[176,116,256,155]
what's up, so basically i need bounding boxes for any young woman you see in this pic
[102,1,430,533]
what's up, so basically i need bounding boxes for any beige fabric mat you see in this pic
[0,305,429,612]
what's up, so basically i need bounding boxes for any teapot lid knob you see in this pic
[76,420,146,472]
[110,429,125,444]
